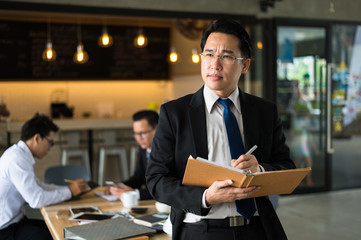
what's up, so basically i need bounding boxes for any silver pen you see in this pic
[245,145,258,155]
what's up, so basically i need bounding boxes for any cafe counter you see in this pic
[5,118,133,135]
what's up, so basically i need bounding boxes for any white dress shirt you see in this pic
[0,141,71,229]
[183,85,259,222]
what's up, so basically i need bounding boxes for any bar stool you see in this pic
[97,130,129,186]
[60,131,92,178]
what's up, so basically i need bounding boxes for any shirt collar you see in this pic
[17,140,35,165]
[203,84,241,114]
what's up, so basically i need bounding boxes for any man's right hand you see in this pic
[205,179,260,206]
[68,179,87,196]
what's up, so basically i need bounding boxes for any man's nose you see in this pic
[210,55,222,69]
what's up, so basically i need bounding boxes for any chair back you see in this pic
[59,131,82,148]
[44,165,91,186]
[102,130,117,146]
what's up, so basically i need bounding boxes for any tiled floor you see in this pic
[277,188,361,240]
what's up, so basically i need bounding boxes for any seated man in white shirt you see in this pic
[0,113,87,240]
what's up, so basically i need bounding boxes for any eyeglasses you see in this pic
[200,52,244,65]
[44,137,55,147]
[133,129,154,138]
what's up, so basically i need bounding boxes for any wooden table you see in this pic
[41,188,170,240]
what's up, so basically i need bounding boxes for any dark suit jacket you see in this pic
[123,147,152,200]
[146,86,295,240]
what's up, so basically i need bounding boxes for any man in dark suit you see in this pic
[146,19,295,240]
[107,110,159,200]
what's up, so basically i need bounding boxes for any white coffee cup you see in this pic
[155,201,171,213]
[121,191,138,208]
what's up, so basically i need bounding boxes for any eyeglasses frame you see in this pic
[199,52,244,64]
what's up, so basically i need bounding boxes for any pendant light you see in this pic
[42,21,56,62]
[73,24,88,64]
[134,28,148,48]
[329,1,335,13]
[169,47,179,63]
[191,48,200,64]
[98,25,113,47]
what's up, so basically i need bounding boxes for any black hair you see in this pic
[21,113,59,141]
[200,18,252,58]
[132,110,159,129]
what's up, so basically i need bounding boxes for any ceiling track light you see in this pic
[42,21,56,62]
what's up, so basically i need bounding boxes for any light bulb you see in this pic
[137,35,146,46]
[329,2,335,13]
[169,48,178,63]
[170,53,178,62]
[257,41,263,50]
[46,49,53,59]
[42,42,56,62]
[73,44,88,64]
[134,31,148,48]
[102,35,109,45]
[98,29,113,47]
[77,52,84,62]
[191,48,200,63]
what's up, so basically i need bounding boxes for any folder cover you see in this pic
[64,217,156,240]
[182,157,311,198]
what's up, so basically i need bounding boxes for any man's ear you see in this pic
[241,58,251,74]
[25,133,40,151]
[33,133,42,144]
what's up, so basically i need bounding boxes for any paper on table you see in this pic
[94,191,119,202]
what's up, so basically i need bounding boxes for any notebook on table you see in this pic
[64,217,156,240]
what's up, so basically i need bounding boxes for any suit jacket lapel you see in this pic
[188,86,208,159]
[187,87,256,158]
[239,89,257,152]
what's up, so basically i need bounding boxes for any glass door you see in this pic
[277,26,328,191]
[330,24,361,189]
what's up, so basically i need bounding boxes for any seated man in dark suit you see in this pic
[106,110,159,200]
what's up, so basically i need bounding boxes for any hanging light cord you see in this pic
[47,21,51,43]
[77,23,82,45]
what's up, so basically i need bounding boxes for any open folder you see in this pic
[182,156,311,198]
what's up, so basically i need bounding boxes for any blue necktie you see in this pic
[218,98,256,219]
